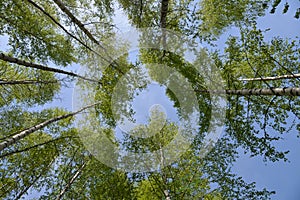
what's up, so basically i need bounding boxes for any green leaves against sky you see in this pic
[0,0,299,199]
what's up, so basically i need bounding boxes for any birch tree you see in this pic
[0,102,100,151]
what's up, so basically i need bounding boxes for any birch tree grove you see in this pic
[0,0,299,199]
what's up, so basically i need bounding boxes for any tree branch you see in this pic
[0,136,76,159]
[0,53,100,83]
[0,79,58,85]
[26,0,102,57]
[52,0,105,50]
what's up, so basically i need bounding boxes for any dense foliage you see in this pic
[0,0,299,199]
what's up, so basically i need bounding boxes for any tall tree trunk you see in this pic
[52,0,104,49]
[0,102,100,151]
[0,53,99,83]
[160,0,169,29]
[159,143,171,200]
[0,79,58,85]
[239,73,300,81]
[160,0,169,49]
[56,160,89,200]
[27,0,122,73]
[226,88,300,96]
[196,87,300,96]
[26,0,101,56]
[52,0,123,73]
[138,0,143,27]
[0,136,75,159]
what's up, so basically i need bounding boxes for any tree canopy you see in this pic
[0,0,299,199]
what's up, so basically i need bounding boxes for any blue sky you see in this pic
[231,2,300,199]
[108,2,300,199]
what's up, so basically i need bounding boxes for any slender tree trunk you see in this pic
[159,144,171,200]
[0,102,100,151]
[160,0,169,29]
[27,0,122,74]
[160,0,169,49]
[52,0,104,49]
[227,87,300,96]
[239,73,300,81]
[51,0,123,73]
[138,0,143,27]
[0,53,99,83]
[56,160,88,200]
[0,79,58,85]
[26,0,99,56]
[0,136,75,159]
[196,87,300,96]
